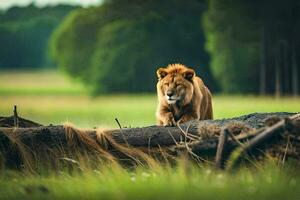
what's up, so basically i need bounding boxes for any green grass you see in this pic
[1,162,300,200]
[0,70,300,200]
[0,94,157,128]
[1,70,299,128]
[0,70,85,95]
[0,94,299,128]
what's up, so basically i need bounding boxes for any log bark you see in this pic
[0,112,294,148]
[0,112,298,169]
[226,114,300,169]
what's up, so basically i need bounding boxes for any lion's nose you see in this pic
[167,91,174,97]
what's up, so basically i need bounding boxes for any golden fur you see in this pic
[156,63,213,126]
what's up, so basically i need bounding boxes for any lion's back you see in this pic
[193,76,213,120]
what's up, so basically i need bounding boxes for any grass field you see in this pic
[1,163,300,200]
[0,70,300,199]
[1,70,299,128]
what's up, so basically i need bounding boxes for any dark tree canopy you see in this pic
[1,0,298,95]
[203,0,300,95]
[0,4,78,69]
[50,0,215,94]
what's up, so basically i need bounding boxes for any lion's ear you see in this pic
[157,68,168,80]
[183,69,195,80]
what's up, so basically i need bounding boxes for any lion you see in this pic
[156,63,213,126]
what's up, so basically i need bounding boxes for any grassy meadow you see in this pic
[1,163,300,200]
[0,70,300,200]
[0,70,299,128]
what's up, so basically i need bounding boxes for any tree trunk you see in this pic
[0,113,294,148]
[292,47,299,97]
[260,25,267,95]
[0,112,298,166]
[0,112,299,171]
[275,46,282,97]
[282,41,289,95]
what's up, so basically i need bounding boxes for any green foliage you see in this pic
[0,4,78,69]
[203,0,300,94]
[50,7,104,81]
[1,161,300,200]
[50,0,215,93]
[203,0,260,93]
[1,70,299,127]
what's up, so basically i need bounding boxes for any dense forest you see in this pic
[204,0,300,95]
[0,4,78,68]
[0,0,299,95]
[50,0,214,93]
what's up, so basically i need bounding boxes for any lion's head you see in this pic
[156,64,195,106]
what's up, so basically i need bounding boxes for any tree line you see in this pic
[203,0,299,96]
[0,0,299,95]
[0,4,77,68]
[50,0,214,94]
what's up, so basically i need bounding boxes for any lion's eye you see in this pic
[164,83,169,86]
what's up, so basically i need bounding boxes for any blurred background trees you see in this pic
[203,0,300,95]
[0,0,299,95]
[0,4,78,69]
[50,0,213,93]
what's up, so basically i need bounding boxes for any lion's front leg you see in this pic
[157,112,176,126]
[178,113,199,124]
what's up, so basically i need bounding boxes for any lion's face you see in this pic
[157,65,195,106]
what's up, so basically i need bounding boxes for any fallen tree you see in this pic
[0,112,299,170]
